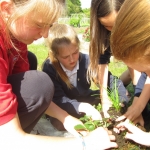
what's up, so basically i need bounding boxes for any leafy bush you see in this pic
[70,18,80,27]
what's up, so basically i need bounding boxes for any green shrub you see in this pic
[70,17,80,27]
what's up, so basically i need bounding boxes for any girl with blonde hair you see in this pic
[0,0,118,149]
[111,0,150,146]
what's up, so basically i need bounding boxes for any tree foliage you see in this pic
[66,0,83,16]
[82,8,90,17]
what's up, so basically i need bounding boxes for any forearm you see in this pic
[0,114,82,150]
[25,134,83,150]
[55,97,81,115]
[128,67,141,85]
[98,64,109,102]
[133,77,150,110]
[45,101,68,123]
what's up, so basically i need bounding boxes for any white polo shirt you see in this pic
[60,61,79,87]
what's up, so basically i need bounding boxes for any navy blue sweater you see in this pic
[42,53,96,115]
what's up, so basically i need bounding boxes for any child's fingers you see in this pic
[125,132,134,140]
[132,116,144,127]
[79,131,88,136]
[109,142,118,149]
[109,135,116,141]
[119,122,141,134]
[113,127,120,134]
[107,130,112,135]
[124,118,130,123]
[116,115,126,121]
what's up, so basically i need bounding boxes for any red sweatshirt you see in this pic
[0,31,29,125]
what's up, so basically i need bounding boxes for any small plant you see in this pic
[93,103,102,112]
[107,77,121,112]
[82,27,90,42]
[98,76,124,113]
[75,77,126,132]
[74,114,115,132]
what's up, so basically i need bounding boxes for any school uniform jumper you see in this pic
[43,53,100,118]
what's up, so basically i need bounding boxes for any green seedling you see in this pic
[93,102,102,112]
[92,76,122,112]
[74,114,115,132]
[74,124,88,131]
[75,77,125,132]
[106,77,121,112]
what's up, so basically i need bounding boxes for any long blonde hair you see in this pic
[8,0,65,27]
[111,0,150,64]
[88,0,124,83]
[46,23,80,88]
[0,0,65,50]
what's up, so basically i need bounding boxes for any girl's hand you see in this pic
[63,115,87,137]
[78,103,102,120]
[46,102,86,137]
[116,100,144,126]
[114,115,144,134]
[130,114,144,126]
[102,103,111,118]
[116,122,150,146]
[102,99,112,118]
[84,127,118,150]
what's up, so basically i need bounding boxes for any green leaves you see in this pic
[66,0,82,16]
[74,124,87,131]
[107,77,121,112]
[84,123,95,131]
[80,115,92,122]
[93,103,102,112]
[74,114,114,132]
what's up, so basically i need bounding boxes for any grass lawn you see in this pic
[28,43,49,70]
